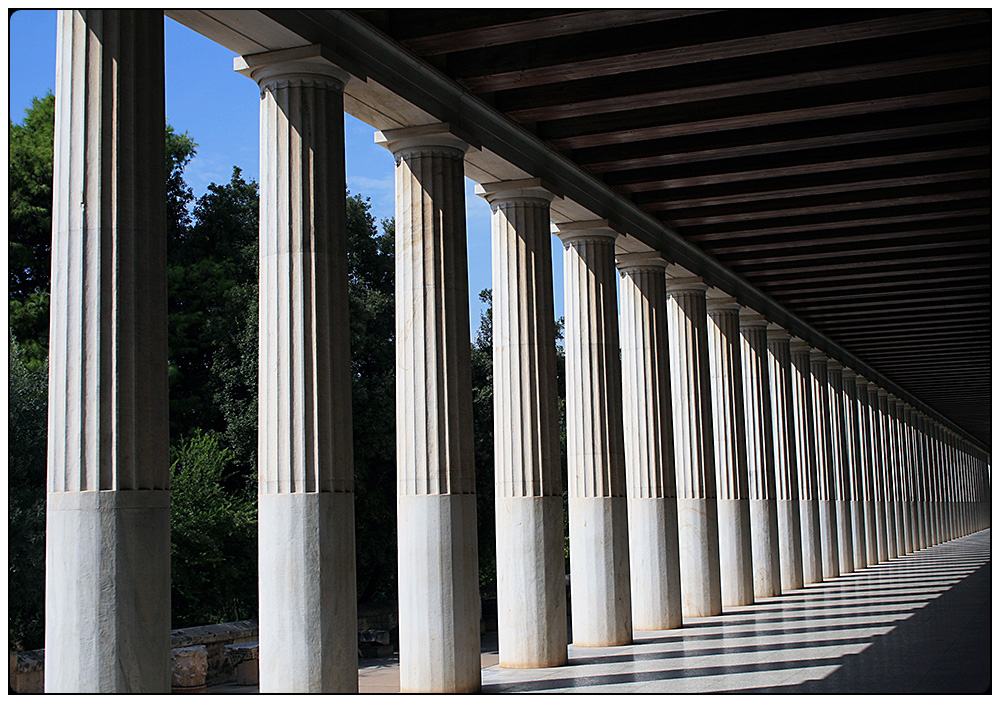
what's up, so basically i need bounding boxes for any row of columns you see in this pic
[44,11,992,693]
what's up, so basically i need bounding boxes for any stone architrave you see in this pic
[377,124,481,692]
[617,253,683,630]
[856,377,879,566]
[810,351,839,580]
[706,296,754,607]
[876,390,898,559]
[767,326,804,591]
[666,275,723,617]
[554,220,633,645]
[842,370,868,569]
[477,180,568,667]
[46,10,171,693]
[237,46,360,693]
[789,340,822,584]
[739,311,782,599]
[827,361,854,575]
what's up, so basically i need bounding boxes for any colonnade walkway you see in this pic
[211,528,990,694]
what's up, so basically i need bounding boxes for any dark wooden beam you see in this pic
[791,289,988,312]
[710,225,988,256]
[803,301,990,321]
[672,189,988,226]
[399,10,714,55]
[546,87,987,148]
[754,262,990,288]
[508,50,988,122]
[616,146,989,192]
[460,10,987,90]
[785,284,990,306]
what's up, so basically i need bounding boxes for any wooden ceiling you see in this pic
[354,9,991,447]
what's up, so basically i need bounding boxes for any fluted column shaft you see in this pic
[46,10,170,692]
[843,370,868,568]
[889,399,910,554]
[378,126,480,692]
[767,327,803,590]
[828,363,854,574]
[876,391,899,559]
[558,225,632,644]
[240,49,359,693]
[790,341,822,584]
[856,377,879,565]
[739,312,781,599]
[481,182,568,667]
[707,299,754,607]
[618,255,682,630]
[667,277,723,616]
[811,352,839,579]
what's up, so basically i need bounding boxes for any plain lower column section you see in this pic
[666,275,723,617]
[555,221,632,646]
[618,254,683,630]
[478,180,568,667]
[46,10,170,693]
[739,311,781,599]
[707,297,754,607]
[238,48,359,692]
[767,326,803,591]
[378,125,481,692]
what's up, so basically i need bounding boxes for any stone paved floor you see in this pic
[211,527,990,694]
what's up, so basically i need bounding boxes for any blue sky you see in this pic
[9,10,567,331]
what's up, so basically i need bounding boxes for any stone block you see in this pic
[225,643,259,686]
[171,645,208,692]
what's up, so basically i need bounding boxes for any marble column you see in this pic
[377,124,480,692]
[856,376,879,566]
[907,408,927,551]
[707,297,754,607]
[618,254,682,630]
[866,384,889,562]
[811,352,840,579]
[918,414,934,547]
[554,220,632,645]
[46,10,170,693]
[767,326,803,591]
[842,370,868,569]
[827,362,854,574]
[790,340,822,584]
[739,311,781,599]
[889,398,911,554]
[876,390,899,559]
[666,276,723,616]
[478,180,568,666]
[900,404,917,553]
[238,45,359,694]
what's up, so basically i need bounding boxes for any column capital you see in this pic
[827,358,844,371]
[766,322,791,340]
[235,43,357,91]
[738,308,768,328]
[374,122,476,159]
[474,177,558,206]
[616,251,668,272]
[788,336,811,354]
[855,374,870,387]
[665,274,708,293]
[841,367,858,379]
[877,388,889,398]
[551,218,619,244]
[705,294,741,312]
[809,349,828,363]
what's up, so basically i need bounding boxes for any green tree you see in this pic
[169,430,257,627]
[470,290,496,590]
[8,334,48,650]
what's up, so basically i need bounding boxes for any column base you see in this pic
[799,498,823,585]
[568,496,632,645]
[259,492,358,693]
[45,490,171,693]
[850,499,867,569]
[819,498,839,579]
[718,498,754,607]
[496,495,568,667]
[676,497,723,617]
[398,493,480,693]
[749,499,781,599]
[628,497,682,630]
[777,499,804,591]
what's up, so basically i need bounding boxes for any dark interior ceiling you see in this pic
[354,8,992,448]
